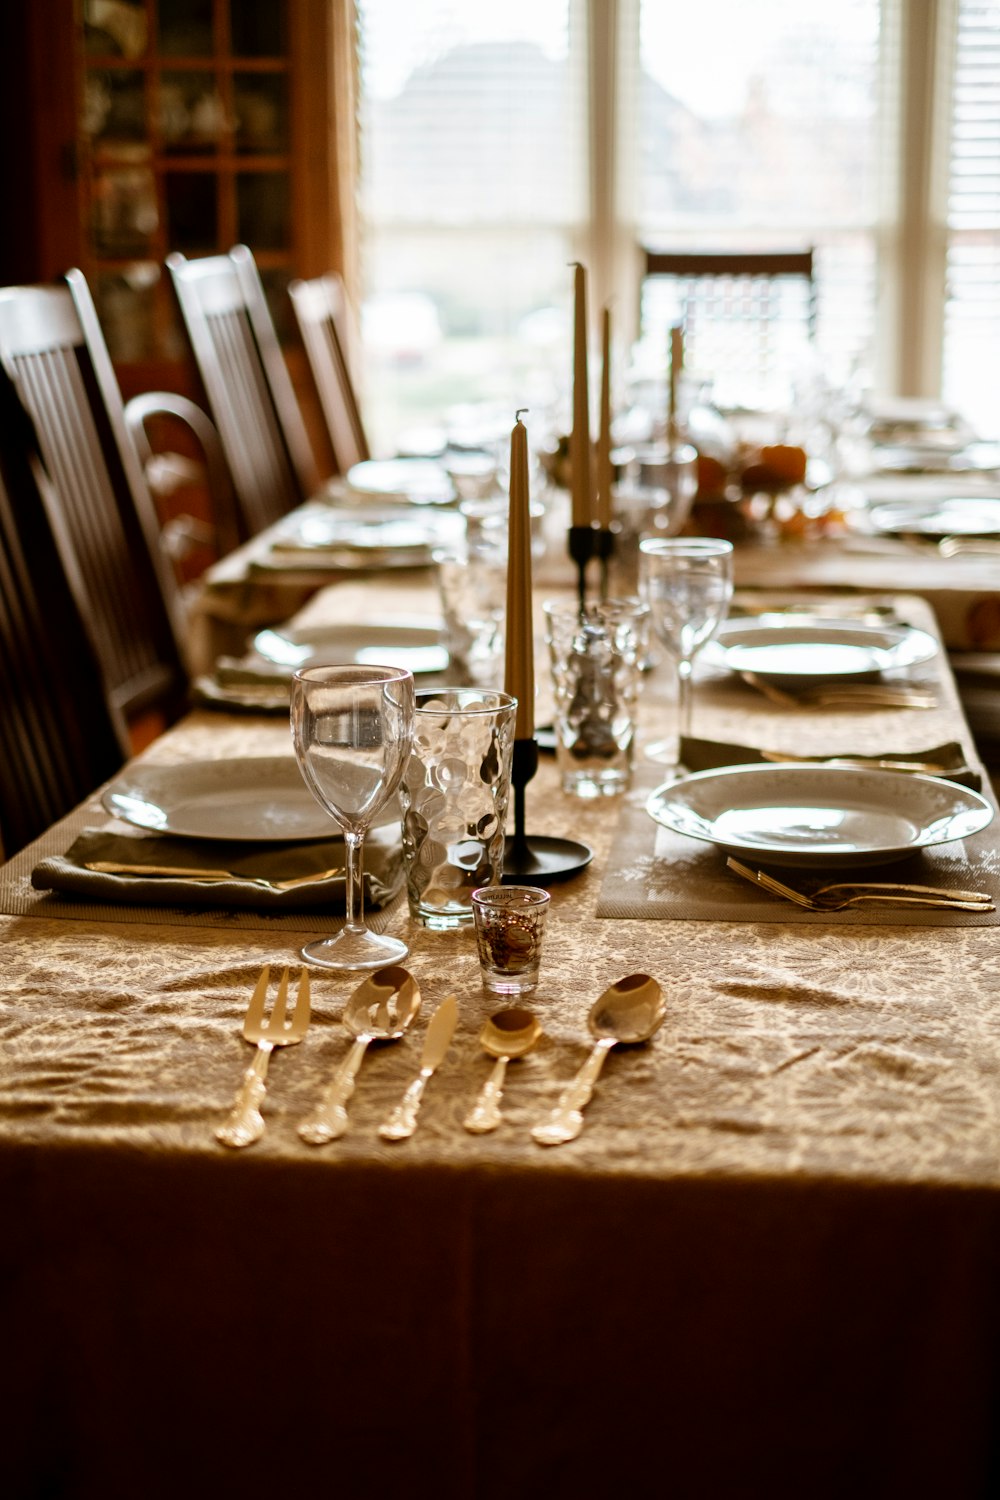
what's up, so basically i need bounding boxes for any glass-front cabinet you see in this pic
[74,0,337,395]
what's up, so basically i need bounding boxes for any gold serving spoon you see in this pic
[298,967,421,1144]
[532,975,665,1147]
[463,1008,543,1135]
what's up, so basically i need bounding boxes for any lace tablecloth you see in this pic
[2,588,999,1499]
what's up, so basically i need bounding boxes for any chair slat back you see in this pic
[168,248,319,536]
[0,365,126,857]
[0,274,188,730]
[641,248,816,407]
[289,272,370,473]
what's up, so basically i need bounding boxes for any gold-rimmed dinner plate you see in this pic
[103,757,398,842]
[646,764,993,869]
[702,615,937,686]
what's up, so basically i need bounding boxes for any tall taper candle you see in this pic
[596,304,613,530]
[504,409,535,739]
[668,322,683,442]
[570,262,593,528]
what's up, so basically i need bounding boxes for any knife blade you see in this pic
[378,994,458,1141]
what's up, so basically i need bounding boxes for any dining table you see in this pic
[3,534,1000,1498]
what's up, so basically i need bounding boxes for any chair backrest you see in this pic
[641,248,816,407]
[0,271,189,739]
[167,246,319,536]
[289,272,370,473]
[0,364,126,858]
[124,388,243,564]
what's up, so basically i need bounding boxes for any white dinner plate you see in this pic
[345,458,456,506]
[268,503,462,560]
[867,496,1000,539]
[702,615,938,685]
[252,619,449,676]
[646,764,993,869]
[102,757,391,842]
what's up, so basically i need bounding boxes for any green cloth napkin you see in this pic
[679,736,981,789]
[31,821,403,911]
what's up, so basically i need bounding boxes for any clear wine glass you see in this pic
[290,663,414,970]
[639,537,734,773]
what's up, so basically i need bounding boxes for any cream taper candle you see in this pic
[504,409,535,739]
[596,304,613,530]
[570,262,593,529]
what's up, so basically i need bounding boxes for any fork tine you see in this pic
[269,967,290,1031]
[292,968,311,1032]
[245,966,271,1032]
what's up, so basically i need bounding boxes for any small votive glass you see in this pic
[472,885,550,997]
[544,597,650,798]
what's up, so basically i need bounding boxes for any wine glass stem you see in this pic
[343,830,366,937]
[677,658,693,745]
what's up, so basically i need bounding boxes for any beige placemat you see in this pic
[596,763,999,926]
[0,795,405,935]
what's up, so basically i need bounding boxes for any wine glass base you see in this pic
[643,738,686,772]
[302,928,409,972]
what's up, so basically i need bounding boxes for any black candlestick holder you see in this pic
[502,737,592,884]
[568,523,596,611]
[593,526,614,598]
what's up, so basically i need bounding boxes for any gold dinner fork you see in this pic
[740,672,937,710]
[216,965,311,1148]
[726,856,993,912]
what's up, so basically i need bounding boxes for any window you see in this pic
[943,0,1000,437]
[357,0,586,454]
[355,0,1000,452]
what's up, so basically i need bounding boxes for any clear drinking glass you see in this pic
[290,663,414,970]
[639,537,734,772]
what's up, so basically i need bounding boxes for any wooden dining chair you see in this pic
[124,387,243,570]
[0,271,190,748]
[640,247,817,402]
[167,245,320,538]
[0,364,127,859]
[289,272,370,474]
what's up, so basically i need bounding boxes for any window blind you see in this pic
[943,0,1000,436]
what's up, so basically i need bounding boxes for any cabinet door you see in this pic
[74,0,339,418]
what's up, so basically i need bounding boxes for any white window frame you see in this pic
[577,0,965,399]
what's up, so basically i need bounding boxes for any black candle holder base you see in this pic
[503,737,593,883]
[502,835,593,884]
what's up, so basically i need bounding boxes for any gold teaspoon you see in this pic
[463,1008,543,1135]
[532,974,665,1147]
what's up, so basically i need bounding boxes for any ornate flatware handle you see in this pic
[531,1040,614,1147]
[464,1057,508,1135]
[216,1050,270,1149]
[298,1037,368,1145]
[379,1074,428,1141]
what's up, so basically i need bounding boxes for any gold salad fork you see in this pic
[216,965,311,1148]
[726,856,994,912]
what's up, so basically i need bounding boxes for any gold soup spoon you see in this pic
[532,974,665,1147]
[298,966,421,1144]
[463,1008,543,1135]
